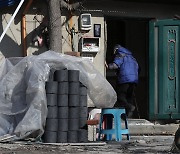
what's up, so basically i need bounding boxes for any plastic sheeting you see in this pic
[0,51,117,140]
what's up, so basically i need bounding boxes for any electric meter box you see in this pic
[80,37,100,52]
[79,13,92,31]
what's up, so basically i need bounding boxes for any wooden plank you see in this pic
[64,52,80,57]
[87,119,99,125]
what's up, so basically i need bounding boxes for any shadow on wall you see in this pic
[25,0,49,56]
[0,14,22,57]
[0,15,47,57]
[26,16,49,56]
[0,1,49,57]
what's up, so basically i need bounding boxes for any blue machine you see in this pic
[0,0,21,8]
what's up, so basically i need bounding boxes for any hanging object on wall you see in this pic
[79,13,92,31]
[80,37,100,52]
[94,24,101,37]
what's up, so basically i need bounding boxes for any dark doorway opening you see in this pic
[106,17,149,119]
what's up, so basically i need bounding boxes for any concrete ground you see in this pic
[0,135,178,154]
[128,119,179,135]
[0,119,179,154]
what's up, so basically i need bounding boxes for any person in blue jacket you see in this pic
[107,44,139,117]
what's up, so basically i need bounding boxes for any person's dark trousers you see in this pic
[114,83,136,116]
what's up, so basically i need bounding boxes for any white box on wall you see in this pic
[80,37,100,52]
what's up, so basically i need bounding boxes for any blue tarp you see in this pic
[0,0,21,8]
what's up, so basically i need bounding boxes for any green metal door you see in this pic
[149,19,180,120]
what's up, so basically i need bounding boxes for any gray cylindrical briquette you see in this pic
[69,95,79,107]
[79,117,87,129]
[69,82,80,94]
[68,70,79,82]
[57,131,67,143]
[45,81,58,94]
[46,94,57,106]
[68,118,79,130]
[58,82,68,94]
[58,107,68,119]
[47,106,58,118]
[80,86,87,96]
[43,131,57,143]
[78,129,88,143]
[57,95,68,106]
[58,119,68,131]
[45,119,58,131]
[79,107,88,118]
[69,107,79,119]
[79,95,87,107]
[54,69,68,82]
[67,131,78,143]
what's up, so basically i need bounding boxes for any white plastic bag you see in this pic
[0,50,117,139]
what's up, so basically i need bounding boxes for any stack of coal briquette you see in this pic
[43,69,88,143]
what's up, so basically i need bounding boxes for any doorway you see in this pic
[105,17,149,119]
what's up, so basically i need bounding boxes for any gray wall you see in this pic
[1,0,180,62]
[0,7,22,57]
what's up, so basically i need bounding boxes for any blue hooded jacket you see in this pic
[113,47,139,84]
